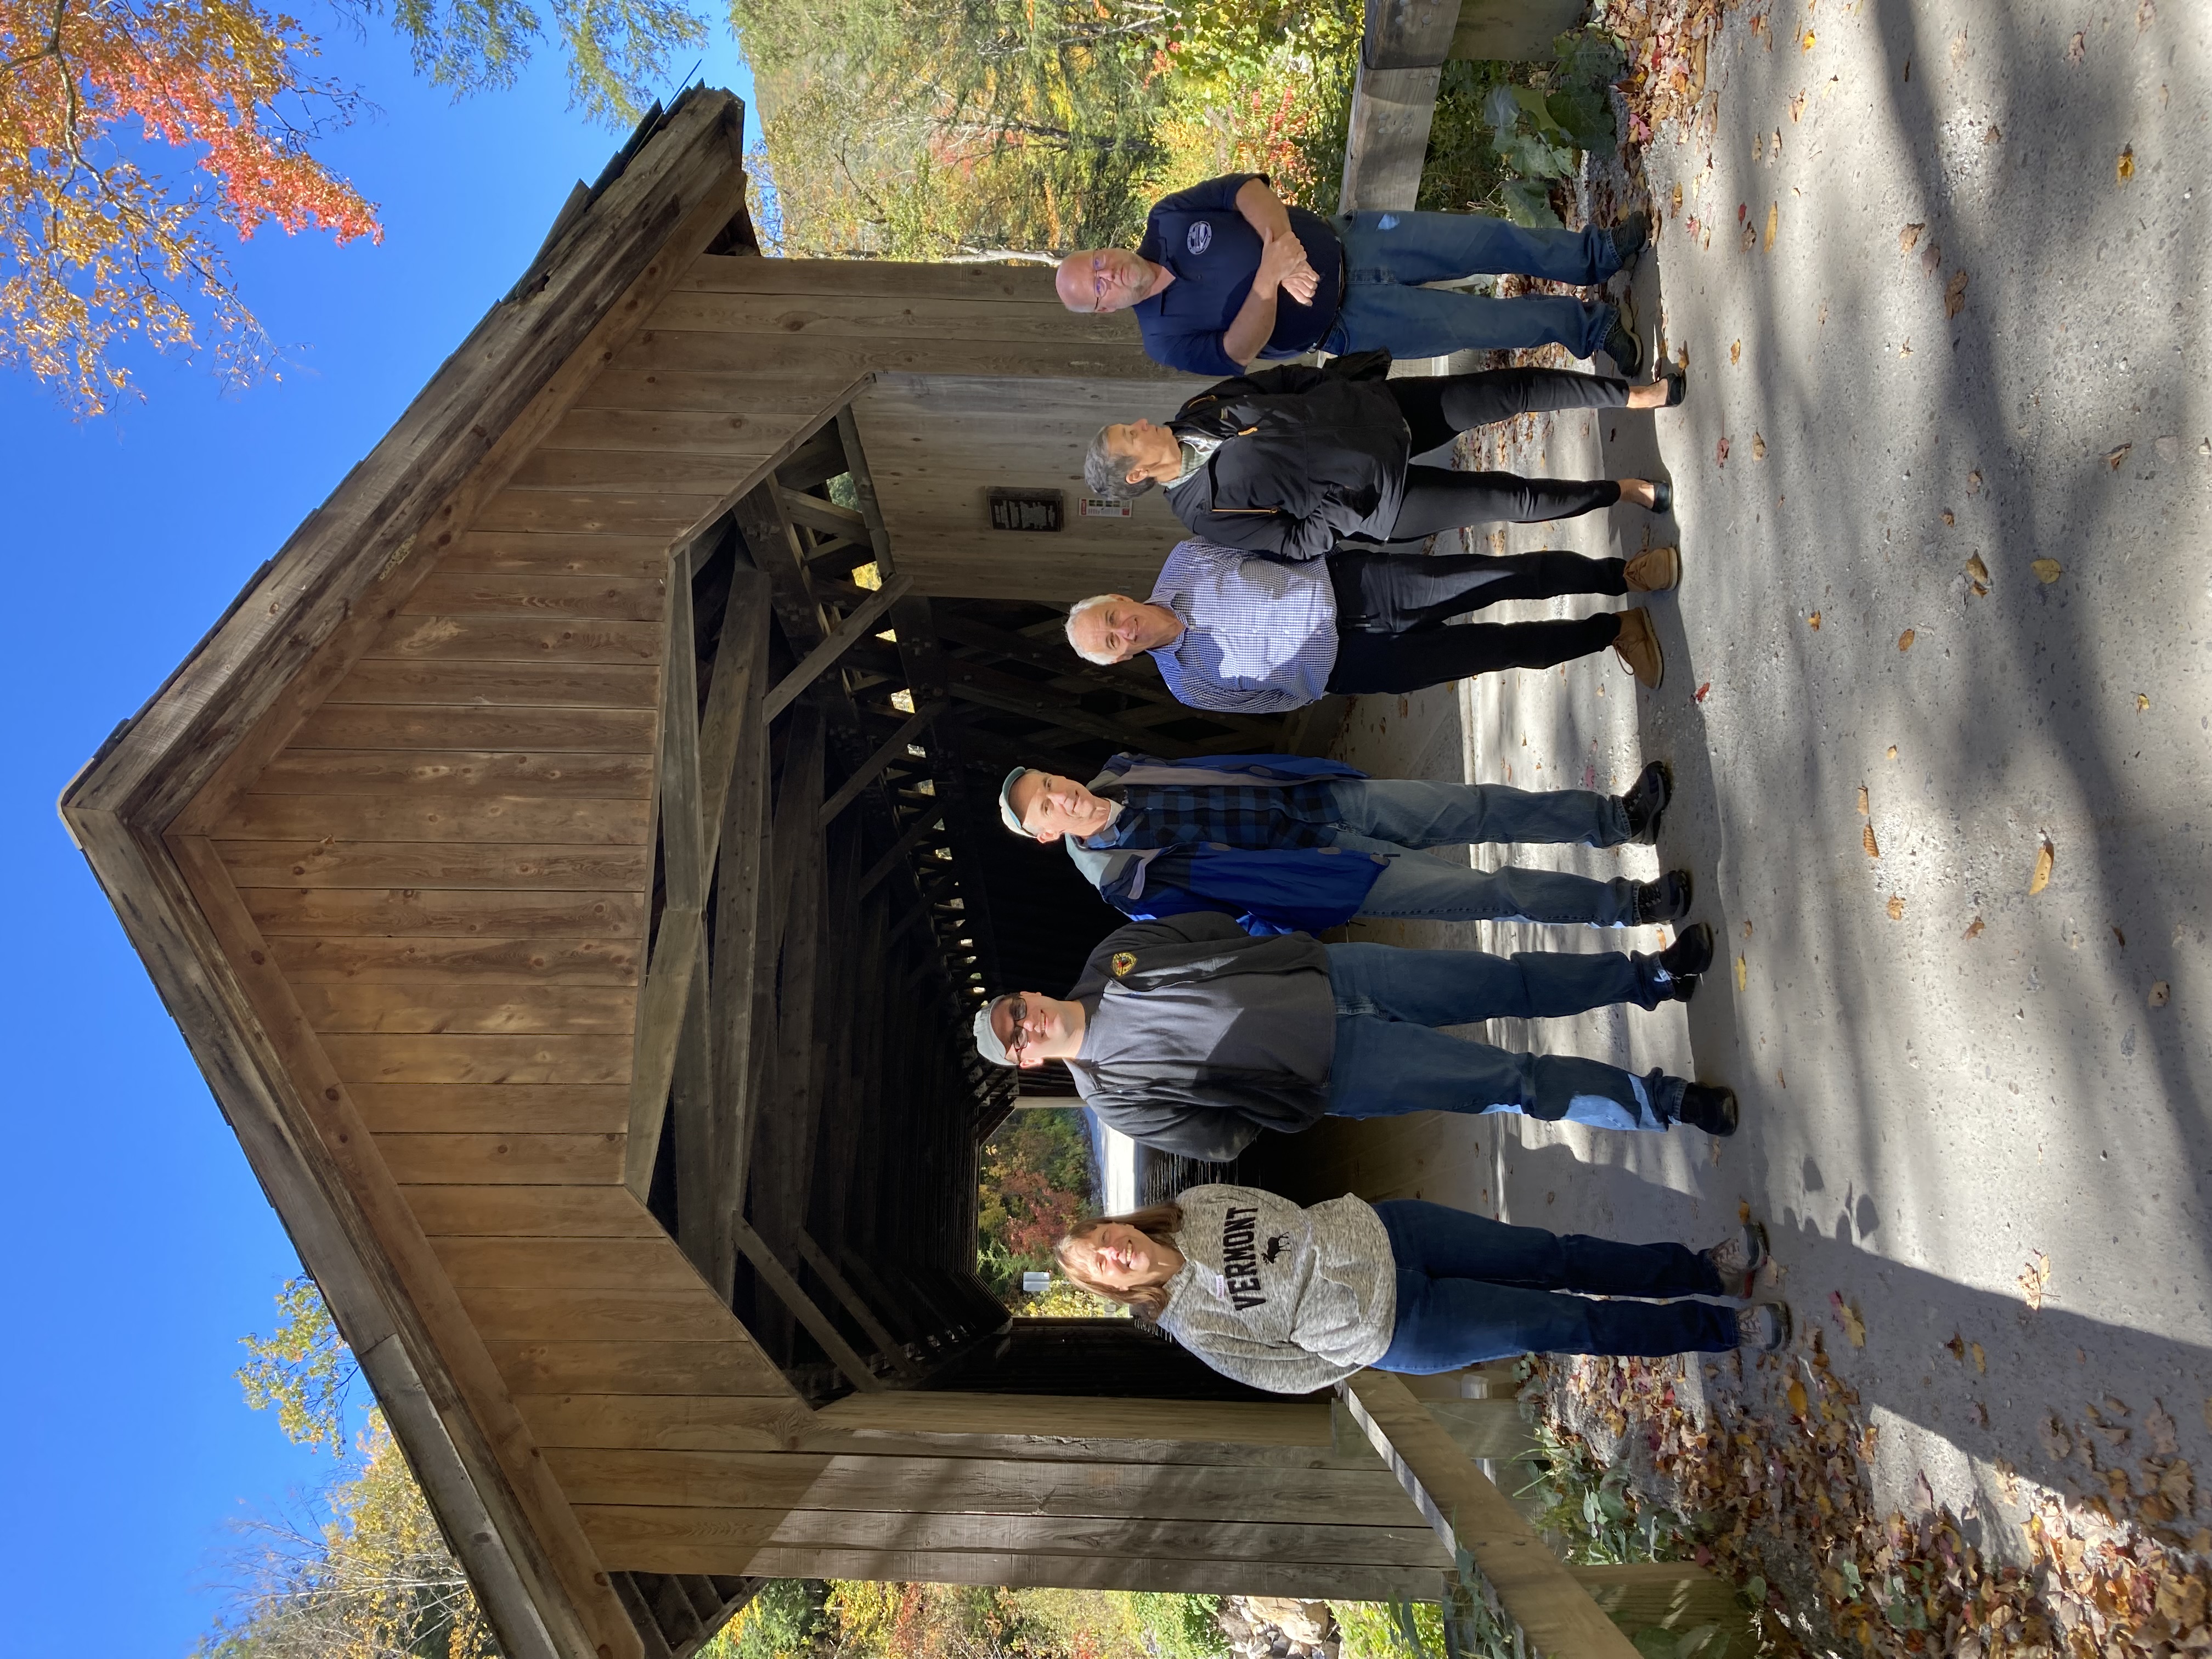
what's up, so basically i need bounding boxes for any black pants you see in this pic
[1324,549,1627,695]
[1380,370,1629,539]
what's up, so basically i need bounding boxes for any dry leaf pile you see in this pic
[1599,0,1743,142]
[1527,1340,2212,1658]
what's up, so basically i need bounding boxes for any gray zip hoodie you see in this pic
[1156,1184,1396,1393]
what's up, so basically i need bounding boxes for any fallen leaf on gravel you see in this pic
[1899,338,1913,357]
[1752,433,1767,459]
[1967,554,1990,595]
[2118,146,2135,183]
[2032,557,2063,583]
[2103,443,2132,468]
[1968,469,1983,493]
[1735,955,1748,991]
[1899,222,1925,253]
[1857,785,1870,815]
[2030,839,2056,895]
[2067,29,2084,60]
[1788,89,1807,122]
[2149,981,2170,1007]
[1740,222,1756,252]
[1831,1292,1867,1345]
[1945,269,1971,317]
[1943,509,1956,524]
[1985,123,2002,143]
[1694,680,1712,702]
[1864,825,1881,857]
[1898,629,1916,651]
[1671,181,1683,216]
[1973,1342,1987,1373]
[2148,1403,2179,1455]
[2140,0,2156,30]
[1765,202,1778,250]
[1808,611,1821,629]
[1887,895,1905,921]
[1788,1376,1810,1417]
[1921,241,1942,276]
[1887,745,1898,759]
[1802,27,1814,49]
[2018,1250,2052,1310]
[1963,916,1985,940]
[1731,338,1742,364]
[2136,692,2150,710]
[1945,1334,1966,1361]
[1716,436,1730,465]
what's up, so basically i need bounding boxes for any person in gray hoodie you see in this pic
[1054,1184,1791,1394]
[973,910,1735,1156]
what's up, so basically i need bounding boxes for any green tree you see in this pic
[200,1277,499,1659]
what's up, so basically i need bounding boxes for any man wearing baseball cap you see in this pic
[972,910,1734,1160]
[995,751,1688,935]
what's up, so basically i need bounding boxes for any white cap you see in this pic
[997,768,1033,835]
[973,996,1016,1066]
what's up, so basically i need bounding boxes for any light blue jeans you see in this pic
[1325,942,1687,1132]
[1325,211,1623,361]
[1320,778,1641,928]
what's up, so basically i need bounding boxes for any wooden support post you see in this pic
[858,811,944,897]
[1341,0,1464,213]
[1340,1370,1647,1658]
[792,1228,927,1381]
[625,564,707,1198]
[732,1217,883,1392]
[761,573,913,721]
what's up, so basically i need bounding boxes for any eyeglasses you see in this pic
[1091,255,1116,306]
[1003,996,1030,1058]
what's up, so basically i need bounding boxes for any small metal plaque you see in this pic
[1081,495,1133,520]
[988,487,1065,532]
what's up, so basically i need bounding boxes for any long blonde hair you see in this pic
[1054,1203,1185,1317]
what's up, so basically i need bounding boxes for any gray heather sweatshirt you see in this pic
[1156,1184,1396,1394]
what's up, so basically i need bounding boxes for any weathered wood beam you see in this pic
[624,565,706,1197]
[774,487,870,540]
[731,1218,883,1393]
[761,574,913,723]
[819,701,943,828]
[943,662,1203,757]
[858,811,944,898]
[793,1228,927,1382]
[1339,1370,1647,1659]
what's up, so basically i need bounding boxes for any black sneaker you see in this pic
[1677,1082,1739,1136]
[1618,760,1673,843]
[1610,210,1651,266]
[1633,870,1694,925]
[1658,920,1714,978]
[1604,318,1645,377]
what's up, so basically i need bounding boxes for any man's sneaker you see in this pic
[1737,1302,1793,1353]
[1610,210,1651,266]
[1661,366,1688,407]
[1604,318,1645,377]
[1619,760,1673,843]
[1633,870,1694,924]
[1625,546,1680,592]
[1659,919,1714,978]
[1612,608,1664,688]
[1677,1082,1739,1136]
[1703,1221,1770,1296]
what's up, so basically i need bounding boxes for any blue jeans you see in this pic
[1321,777,1640,928]
[1326,212,1622,362]
[1372,1200,1739,1368]
[1325,943,1687,1132]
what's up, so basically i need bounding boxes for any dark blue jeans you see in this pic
[1373,1200,1739,1370]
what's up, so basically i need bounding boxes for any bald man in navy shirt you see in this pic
[1054,174,1649,377]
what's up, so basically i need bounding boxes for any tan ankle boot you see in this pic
[1624,546,1680,592]
[1613,607,1664,688]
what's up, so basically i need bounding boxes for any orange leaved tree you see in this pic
[1,0,382,413]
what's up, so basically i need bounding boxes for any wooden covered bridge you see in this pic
[65,87,1730,1659]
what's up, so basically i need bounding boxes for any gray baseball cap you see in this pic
[973,996,1016,1066]
[997,768,1034,836]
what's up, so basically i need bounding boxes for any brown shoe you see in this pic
[1624,546,1680,592]
[1612,607,1664,688]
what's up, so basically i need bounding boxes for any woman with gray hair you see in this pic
[1086,352,1683,563]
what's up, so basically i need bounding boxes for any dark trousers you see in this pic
[1324,549,1627,694]
[1372,1200,1739,1370]
[1381,370,1629,538]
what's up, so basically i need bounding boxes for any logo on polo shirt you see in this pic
[1110,951,1138,978]
[1186,220,1213,255]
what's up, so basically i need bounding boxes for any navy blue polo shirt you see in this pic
[1132,174,1344,378]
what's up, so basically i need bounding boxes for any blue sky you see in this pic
[0,27,754,1658]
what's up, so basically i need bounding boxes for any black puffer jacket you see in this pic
[1164,350,1408,562]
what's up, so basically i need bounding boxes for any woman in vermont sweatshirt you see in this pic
[1054,1184,1790,1393]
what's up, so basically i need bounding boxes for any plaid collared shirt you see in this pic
[1085,781,1340,850]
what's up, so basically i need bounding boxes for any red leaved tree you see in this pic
[2,0,384,413]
